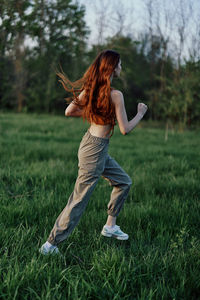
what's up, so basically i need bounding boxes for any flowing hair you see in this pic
[56,49,120,136]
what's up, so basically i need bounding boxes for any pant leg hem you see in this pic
[107,212,118,217]
[47,238,58,247]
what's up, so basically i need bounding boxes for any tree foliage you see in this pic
[0,0,89,112]
[0,0,199,128]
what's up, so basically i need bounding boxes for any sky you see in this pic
[77,0,200,61]
[20,0,200,61]
[78,0,147,43]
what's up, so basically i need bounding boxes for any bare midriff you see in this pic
[89,122,112,139]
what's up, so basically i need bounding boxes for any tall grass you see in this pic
[0,113,200,299]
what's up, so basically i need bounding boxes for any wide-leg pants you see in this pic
[48,130,132,246]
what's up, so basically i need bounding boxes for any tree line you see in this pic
[0,0,199,130]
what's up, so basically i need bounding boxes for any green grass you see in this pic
[0,112,200,300]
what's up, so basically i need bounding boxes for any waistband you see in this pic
[85,129,109,144]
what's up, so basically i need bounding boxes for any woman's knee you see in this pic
[121,176,132,191]
[127,176,132,187]
[124,174,132,188]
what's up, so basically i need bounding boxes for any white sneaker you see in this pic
[101,225,129,240]
[39,241,60,255]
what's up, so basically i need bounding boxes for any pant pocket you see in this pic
[78,142,108,175]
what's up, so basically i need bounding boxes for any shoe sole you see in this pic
[39,250,63,258]
[39,248,61,256]
[101,231,129,240]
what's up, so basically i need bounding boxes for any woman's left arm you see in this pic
[65,102,83,117]
[65,90,84,117]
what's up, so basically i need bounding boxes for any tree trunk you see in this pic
[14,31,25,113]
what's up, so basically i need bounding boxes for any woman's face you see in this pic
[114,59,122,77]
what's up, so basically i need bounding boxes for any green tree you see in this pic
[155,60,200,131]
[0,0,30,111]
[24,0,89,113]
[0,0,89,113]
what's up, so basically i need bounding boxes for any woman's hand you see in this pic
[137,103,148,118]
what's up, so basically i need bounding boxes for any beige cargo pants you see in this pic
[48,130,132,246]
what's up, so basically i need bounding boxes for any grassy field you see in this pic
[0,113,200,300]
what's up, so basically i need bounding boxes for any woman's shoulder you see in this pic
[111,89,123,96]
[111,89,124,104]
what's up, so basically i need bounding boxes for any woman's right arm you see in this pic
[111,90,148,135]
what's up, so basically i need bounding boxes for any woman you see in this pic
[39,49,148,255]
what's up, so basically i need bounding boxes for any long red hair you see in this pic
[56,50,120,136]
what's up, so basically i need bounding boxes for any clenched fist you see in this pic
[137,103,148,118]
